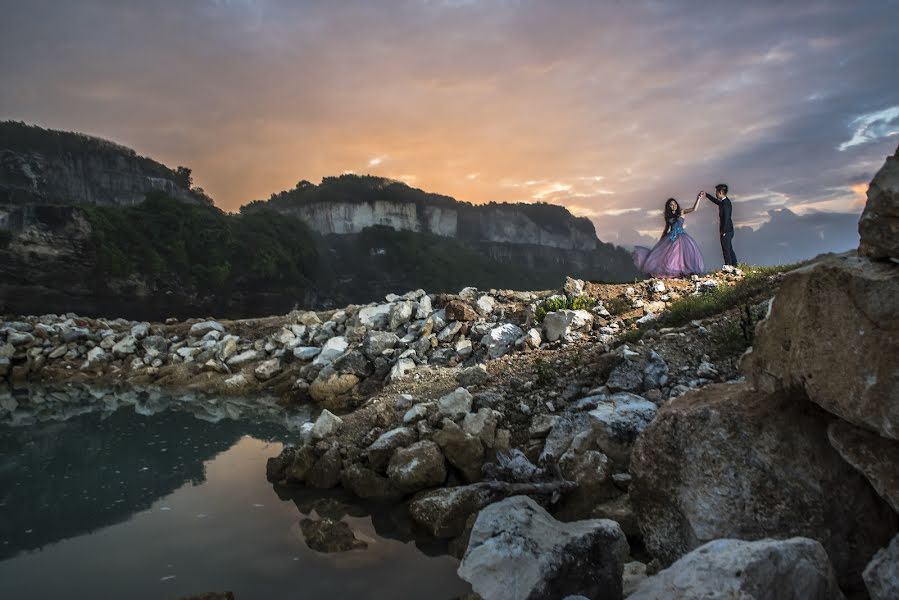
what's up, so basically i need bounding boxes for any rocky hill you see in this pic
[253,174,638,283]
[0,121,206,206]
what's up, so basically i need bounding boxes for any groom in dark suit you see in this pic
[700,184,738,266]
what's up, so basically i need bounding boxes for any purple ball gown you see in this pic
[632,216,704,278]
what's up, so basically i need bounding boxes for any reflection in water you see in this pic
[0,391,470,600]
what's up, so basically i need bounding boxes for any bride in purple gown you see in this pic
[632,196,705,278]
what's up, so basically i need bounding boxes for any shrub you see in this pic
[534,294,596,323]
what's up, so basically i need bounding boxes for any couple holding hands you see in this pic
[632,183,738,278]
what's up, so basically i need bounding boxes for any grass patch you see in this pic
[534,358,558,386]
[603,296,631,316]
[656,263,800,328]
[534,294,597,323]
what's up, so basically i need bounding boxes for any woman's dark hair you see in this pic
[664,198,682,223]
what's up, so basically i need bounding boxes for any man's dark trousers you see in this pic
[721,232,737,266]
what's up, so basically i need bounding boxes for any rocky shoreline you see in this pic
[4,147,897,599]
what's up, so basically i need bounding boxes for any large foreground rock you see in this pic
[858,145,899,261]
[458,495,628,600]
[630,382,898,593]
[629,537,844,600]
[745,253,899,440]
[864,533,899,600]
[828,420,899,513]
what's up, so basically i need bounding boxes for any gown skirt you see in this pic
[632,219,704,278]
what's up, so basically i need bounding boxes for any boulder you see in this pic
[745,253,899,439]
[630,382,898,593]
[366,426,417,471]
[543,311,573,343]
[311,409,343,440]
[476,295,495,316]
[480,324,524,359]
[292,346,321,361]
[361,331,399,359]
[388,357,416,382]
[312,336,348,367]
[111,335,137,358]
[409,484,493,538]
[828,420,899,513]
[189,320,224,337]
[306,446,342,489]
[564,276,585,295]
[437,387,473,419]
[445,300,478,322]
[433,419,485,483]
[309,368,359,410]
[628,538,844,600]
[457,364,489,387]
[864,533,899,600]
[226,349,259,367]
[458,495,629,600]
[386,440,447,493]
[389,300,414,330]
[858,145,899,260]
[266,445,317,483]
[462,408,498,448]
[357,303,392,329]
[332,350,373,378]
[254,358,281,381]
[415,294,433,319]
[299,517,367,552]
[340,464,400,500]
[588,392,657,466]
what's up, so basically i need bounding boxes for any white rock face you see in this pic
[227,349,259,366]
[388,357,416,382]
[415,295,433,319]
[476,295,496,316]
[357,303,393,329]
[189,320,224,337]
[629,538,844,600]
[437,387,473,419]
[293,346,321,361]
[311,409,343,440]
[458,495,629,600]
[254,358,281,381]
[111,335,137,358]
[313,336,348,366]
[589,393,657,465]
[480,324,524,359]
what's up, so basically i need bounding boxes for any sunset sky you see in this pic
[2,0,898,263]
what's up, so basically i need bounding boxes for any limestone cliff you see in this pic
[262,175,602,251]
[0,121,204,206]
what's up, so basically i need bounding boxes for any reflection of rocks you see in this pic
[177,593,236,600]
[744,253,899,440]
[628,538,844,600]
[630,382,898,593]
[0,400,286,561]
[458,495,628,600]
[300,517,367,552]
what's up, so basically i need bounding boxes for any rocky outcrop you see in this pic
[628,538,844,600]
[0,122,201,207]
[744,252,899,440]
[630,382,898,593]
[458,495,629,600]
[858,144,899,261]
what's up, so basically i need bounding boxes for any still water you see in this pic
[0,390,470,600]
